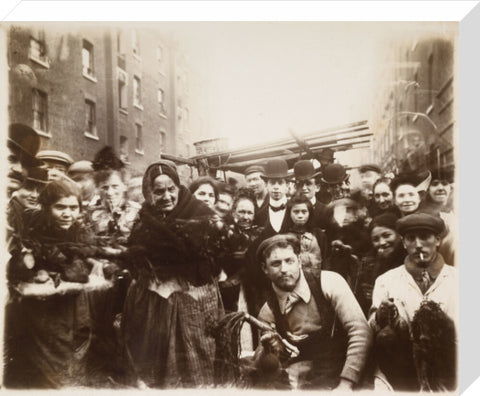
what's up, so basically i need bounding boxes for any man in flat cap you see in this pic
[293,160,328,229]
[244,164,269,213]
[36,150,74,181]
[7,123,42,197]
[255,234,372,390]
[369,212,457,391]
[68,160,97,207]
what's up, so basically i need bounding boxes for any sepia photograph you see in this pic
[2,18,458,393]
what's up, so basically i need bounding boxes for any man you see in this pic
[357,164,382,199]
[317,163,350,205]
[293,160,328,228]
[7,123,42,197]
[36,149,74,181]
[255,159,290,233]
[255,234,372,390]
[317,148,335,170]
[68,160,97,206]
[369,213,457,390]
[244,165,269,212]
[215,182,235,218]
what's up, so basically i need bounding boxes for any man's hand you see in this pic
[260,331,291,361]
[334,378,354,391]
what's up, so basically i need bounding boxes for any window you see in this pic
[135,124,143,153]
[85,99,96,136]
[82,40,94,77]
[118,68,128,110]
[120,136,129,163]
[159,131,166,153]
[158,88,166,114]
[133,76,142,107]
[117,31,126,70]
[32,89,48,132]
[132,29,140,57]
[29,32,48,66]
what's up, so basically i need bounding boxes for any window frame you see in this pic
[84,98,98,139]
[82,39,97,82]
[135,123,144,154]
[32,88,49,135]
[133,75,143,109]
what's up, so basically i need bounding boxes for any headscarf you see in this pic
[142,160,180,203]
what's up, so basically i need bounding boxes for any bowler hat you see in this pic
[321,163,348,184]
[262,159,289,180]
[359,164,382,174]
[244,165,265,176]
[8,123,42,167]
[24,167,49,185]
[36,150,74,166]
[256,233,299,263]
[396,213,445,236]
[293,160,321,181]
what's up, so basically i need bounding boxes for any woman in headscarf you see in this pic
[5,178,102,388]
[121,160,225,388]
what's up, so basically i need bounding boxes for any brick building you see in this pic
[7,23,209,177]
[370,34,456,174]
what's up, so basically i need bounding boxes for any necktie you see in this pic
[284,292,300,314]
[270,204,286,212]
[419,270,431,294]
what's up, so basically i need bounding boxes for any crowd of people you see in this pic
[5,123,457,391]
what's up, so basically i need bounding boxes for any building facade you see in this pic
[370,35,456,175]
[7,23,208,176]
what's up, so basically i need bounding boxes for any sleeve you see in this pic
[321,271,373,384]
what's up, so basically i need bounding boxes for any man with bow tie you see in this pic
[254,234,372,390]
[369,212,458,391]
[254,159,290,233]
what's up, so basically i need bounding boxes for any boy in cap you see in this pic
[36,150,74,181]
[369,212,457,391]
[244,164,269,212]
[255,234,372,390]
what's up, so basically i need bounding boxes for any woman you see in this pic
[122,160,224,388]
[6,178,100,388]
[88,146,140,247]
[357,212,406,314]
[369,178,400,218]
[390,175,421,217]
[189,176,218,209]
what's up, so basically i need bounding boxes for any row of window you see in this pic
[31,88,167,156]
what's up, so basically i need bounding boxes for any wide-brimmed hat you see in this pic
[262,159,290,180]
[396,213,446,237]
[321,163,348,184]
[36,150,74,167]
[8,123,42,167]
[293,160,321,181]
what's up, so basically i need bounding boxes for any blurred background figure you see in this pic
[318,163,351,204]
[215,182,235,218]
[317,147,335,170]
[68,160,97,207]
[36,150,74,181]
[126,174,144,205]
[7,123,42,197]
[244,165,269,212]
[189,176,218,209]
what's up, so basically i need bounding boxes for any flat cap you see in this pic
[68,160,94,175]
[359,164,382,174]
[244,165,265,176]
[396,213,445,236]
[256,233,299,263]
[36,150,74,166]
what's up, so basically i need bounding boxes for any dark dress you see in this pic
[121,185,224,388]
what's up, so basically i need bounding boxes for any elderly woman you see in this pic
[188,176,218,209]
[5,178,99,388]
[121,161,224,388]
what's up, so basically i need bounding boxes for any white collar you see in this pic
[310,196,316,206]
[270,196,287,208]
